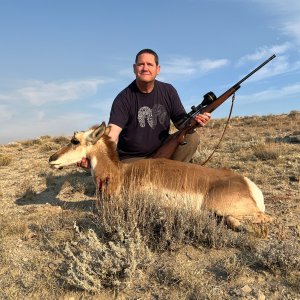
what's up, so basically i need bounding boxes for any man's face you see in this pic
[133,53,160,83]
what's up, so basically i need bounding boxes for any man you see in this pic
[107,48,211,162]
[79,49,211,168]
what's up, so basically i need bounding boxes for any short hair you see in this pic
[135,49,159,65]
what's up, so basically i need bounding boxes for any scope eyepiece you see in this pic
[191,105,197,112]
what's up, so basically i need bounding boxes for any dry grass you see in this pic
[252,142,281,161]
[0,111,299,299]
[0,153,12,166]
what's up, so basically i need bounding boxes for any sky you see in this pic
[0,0,299,144]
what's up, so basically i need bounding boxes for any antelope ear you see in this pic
[87,122,106,144]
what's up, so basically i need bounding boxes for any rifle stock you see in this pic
[151,54,276,159]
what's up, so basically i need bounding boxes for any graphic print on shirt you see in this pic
[137,104,167,129]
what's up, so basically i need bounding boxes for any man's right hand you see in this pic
[77,157,91,170]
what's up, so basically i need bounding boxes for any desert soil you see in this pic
[0,112,299,299]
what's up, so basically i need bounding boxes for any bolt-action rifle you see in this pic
[151,54,276,159]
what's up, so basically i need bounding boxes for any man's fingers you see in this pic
[194,113,212,126]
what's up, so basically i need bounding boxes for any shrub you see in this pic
[51,136,70,145]
[57,223,153,293]
[95,193,253,251]
[252,143,280,161]
[20,139,42,147]
[0,154,12,166]
[15,180,37,199]
[257,241,300,270]
[39,142,61,152]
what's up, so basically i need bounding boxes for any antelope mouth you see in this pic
[49,162,63,170]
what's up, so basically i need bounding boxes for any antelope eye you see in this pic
[71,138,80,145]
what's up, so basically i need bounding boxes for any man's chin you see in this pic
[137,77,154,83]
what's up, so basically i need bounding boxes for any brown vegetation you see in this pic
[0,111,299,299]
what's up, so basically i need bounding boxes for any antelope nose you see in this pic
[49,153,57,163]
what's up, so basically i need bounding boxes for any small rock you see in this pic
[241,284,252,294]
[289,135,300,143]
[289,175,299,182]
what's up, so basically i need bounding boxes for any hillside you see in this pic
[0,112,299,299]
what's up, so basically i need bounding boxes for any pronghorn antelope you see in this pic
[49,122,272,230]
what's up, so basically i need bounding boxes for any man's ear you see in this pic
[133,63,137,75]
[157,64,161,75]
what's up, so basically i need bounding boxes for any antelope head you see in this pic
[49,122,108,169]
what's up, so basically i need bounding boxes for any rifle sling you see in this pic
[201,93,235,166]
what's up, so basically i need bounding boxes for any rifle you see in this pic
[151,54,276,159]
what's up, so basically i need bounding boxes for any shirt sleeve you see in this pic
[168,85,187,124]
[108,93,130,129]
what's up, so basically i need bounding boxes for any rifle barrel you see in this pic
[236,54,276,86]
[151,54,276,159]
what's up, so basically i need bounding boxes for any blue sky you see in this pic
[1,0,299,144]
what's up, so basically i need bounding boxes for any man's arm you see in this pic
[108,123,123,143]
[174,112,211,130]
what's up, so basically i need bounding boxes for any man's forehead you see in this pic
[136,53,156,63]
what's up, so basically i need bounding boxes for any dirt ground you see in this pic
[0,111,299,299]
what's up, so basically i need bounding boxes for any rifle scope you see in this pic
[190,91,217,113]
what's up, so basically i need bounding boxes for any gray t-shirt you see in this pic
[109,80,186,160]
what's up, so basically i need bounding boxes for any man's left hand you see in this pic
[194,112,211,126]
